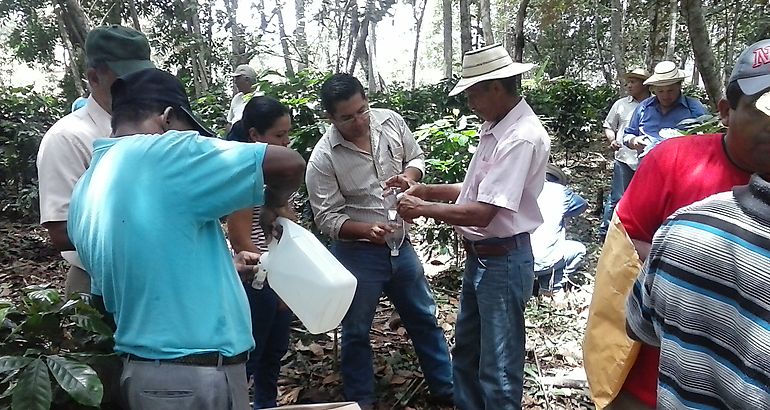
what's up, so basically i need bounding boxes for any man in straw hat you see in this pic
[622,60,708,155]
[584,38,770,410]
[598,68,650,240]
[388,43,550,409]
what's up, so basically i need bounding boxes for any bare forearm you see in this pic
[404,167,422,183]
[604,128,616,144]
[338,220,372,241]
[419,201,496,227]
[422,183,463,202]
[227,209,260,253]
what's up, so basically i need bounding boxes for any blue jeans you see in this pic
[600,161,635,238]
[453,236,534,410]
[331,241,453,404]
[242,282,292,409]
[535,239,586,293]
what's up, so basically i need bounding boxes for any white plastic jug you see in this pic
[261,217,358,334]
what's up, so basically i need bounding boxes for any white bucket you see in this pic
[263,217,357,334]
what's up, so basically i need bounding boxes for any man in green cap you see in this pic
[37,25,155,295]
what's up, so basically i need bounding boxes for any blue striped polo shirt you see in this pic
[626,174,770,409]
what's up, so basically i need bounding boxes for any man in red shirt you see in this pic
[584,38,770,409]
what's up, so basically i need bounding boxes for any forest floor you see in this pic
[0,139,612,410]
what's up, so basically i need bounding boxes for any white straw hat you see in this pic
[643,61,686,86]
[449,44,535,96]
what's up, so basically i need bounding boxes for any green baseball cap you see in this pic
[85,25,155,77]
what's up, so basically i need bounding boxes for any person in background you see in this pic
[531,164,587,297]
[391,43,550,409]
[584,39,770,410]
[305,73,453,409]
[598,68,650,240]
[226,64,259,140]
[68,68,305,410]
[622,61,708,156]
[36,25,155,295]
[227,96,294,409]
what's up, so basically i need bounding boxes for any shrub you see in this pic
[0,86,64,221]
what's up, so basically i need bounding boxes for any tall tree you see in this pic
[409,0,428,88]
[681,0,721,106]
[609,0,625,90]
[513,0,529,89]
[459,0,472,53]
[276,4,296,78]
[295,0,309,70]
[479,0,494,44]
[442,0,452,78]
[664,0,678,60]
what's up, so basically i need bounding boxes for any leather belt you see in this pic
[126,351,248,366]
[463,233,530,257]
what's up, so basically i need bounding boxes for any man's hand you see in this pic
[384,174,417,192]
[609,140,621,151]
[397,194,428,222]
[260,207,287,242]
[366,222,394,245]
[628,136,650,152]
[234,250,261,282]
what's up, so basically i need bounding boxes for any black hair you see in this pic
[110,101,175,132]
[241,96,290,135]
[726,81,745,110]
[320,73,366,115]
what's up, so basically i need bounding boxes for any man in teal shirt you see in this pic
[68,68,305,410]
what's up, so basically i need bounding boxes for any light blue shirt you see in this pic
[623,93,708,143]
[530,180,587,271]
[68,130,267,359]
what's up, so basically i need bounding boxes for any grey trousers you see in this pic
[65,265,91,295]
[120,357,250,410]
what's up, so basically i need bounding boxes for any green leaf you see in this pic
[46,355,103,407]
[11,358,50,410]
[0,306,10,325]
[70,314,113,336]
[0,357,33,374]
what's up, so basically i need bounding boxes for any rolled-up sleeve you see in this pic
[395,113,425,176]
[305,154,350,240]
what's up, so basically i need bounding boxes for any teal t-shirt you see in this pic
[68,130,267,359]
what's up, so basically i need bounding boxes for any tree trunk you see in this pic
[479,0,494,45]
[276,5,296,78]
[664,0,678,60]
[56,0,91,49]
[106,0,122,25]
[442,0,453,78]
[127,0,141,29]
[410,0,428,89]
[681,0,721,107]
[645,0,665,69]
[295,0,309,71]
[609,0,626,90]
[58,10,85,96]
[345,3,360,72]
[691,59,700,86]
[459,0,472,53]
[368,19,377,92]
[513,0,530,89]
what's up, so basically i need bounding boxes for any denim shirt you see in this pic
[623,93,707,144]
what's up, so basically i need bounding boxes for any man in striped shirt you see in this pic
[625,38,770,409]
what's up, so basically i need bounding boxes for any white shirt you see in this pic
[226,92,247,125]
[604,96,642,169]
[455,99,551,240]
[37,95,111,268]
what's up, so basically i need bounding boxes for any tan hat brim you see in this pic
[625,73,649,80]
[644,69,687,86]
[449,63,536,96]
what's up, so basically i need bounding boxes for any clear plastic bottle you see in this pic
[383,187,405,256]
